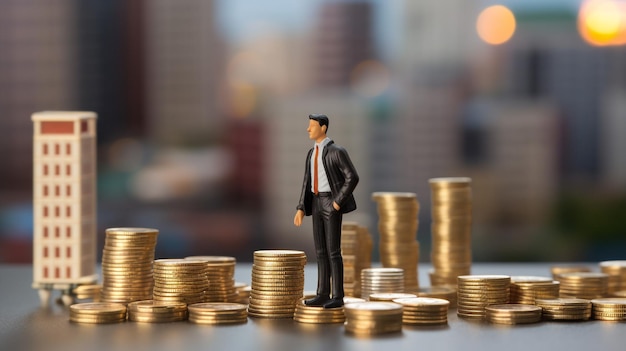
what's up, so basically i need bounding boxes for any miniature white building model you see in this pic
[32,111,98,305]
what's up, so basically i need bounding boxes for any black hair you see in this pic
[308,114,329,133]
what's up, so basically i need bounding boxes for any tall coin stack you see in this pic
[341,222,373,298]
[372,192,420,291]
[429,178,472,287]
[248,250,306,318]
[510,276,559,304]
[344,302,403,335]
[599,261,626,295]
[558,272,609,299]
[101,228,159,304]
[153,259,209,305]
[457,275,510,320]
[185,256,238,302]
[360,268,404,300]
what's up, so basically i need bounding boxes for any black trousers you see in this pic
[311,194,344,299]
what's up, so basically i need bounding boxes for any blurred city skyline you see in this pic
[1,0,625,264]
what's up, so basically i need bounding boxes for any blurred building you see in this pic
[601,89,626,188]
[144,0,225,145]
[313,2,374,88]
[0,0,77,191]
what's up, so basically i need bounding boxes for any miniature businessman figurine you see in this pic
[294,114,359,309]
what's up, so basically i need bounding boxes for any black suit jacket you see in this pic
[297,140,359,216]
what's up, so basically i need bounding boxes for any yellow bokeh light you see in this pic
[578,0,626,46]
[476,5,516,45]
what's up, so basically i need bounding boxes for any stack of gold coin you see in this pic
[127,300,187,323]
[293,299,346,324]
[341,222,373,298]
[591,298,626,321]
[69,302,127,324]
[599,261,626,294]
[73,284,102,302]
[344,302,403,335]
[535,298,591,320]
[558,272,609,299]
[185,256,237,302]
[457,275,510,320]
[187,302,247,324]
[551,265,591,280]
[372,192,420,291]
[485,304,542,324]
[344,297,366,304]
[392,297,449,325]
[613,290,626,298]
[369,292,417,302]
[234,282,251,304]
[248,250,306,318]
[153,259,209,305]
[429,178,472,286]
[361,268,404,300]
[510,276,559,304]
[412,286,457,308]
[101,228,159,304]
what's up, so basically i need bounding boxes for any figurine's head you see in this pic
[308,114,329,142]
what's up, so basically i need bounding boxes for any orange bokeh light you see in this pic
[476,5,516,45]
[578,0,626,46]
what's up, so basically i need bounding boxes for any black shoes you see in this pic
[304,295,343,308]
[322,298,344,309]
[304,295,330,307]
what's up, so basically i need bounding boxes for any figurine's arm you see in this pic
[333,147,359,208]
[295,149,313,226]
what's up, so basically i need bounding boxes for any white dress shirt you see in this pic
[311,137,332,193]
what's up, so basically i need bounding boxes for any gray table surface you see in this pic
[1,262,624,351]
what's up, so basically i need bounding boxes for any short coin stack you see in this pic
[101,228,159,304]
[73,284,102,302]
[558,272,609,299]
[551,265,591,280]
[127,300,187,323]
[361,268,404,300]
[369,292,417,302]
[535,298,591,321]
[293,299,346,324]
[153,259,209,305]
[234,282,251,304]
[372,192,420,291]
[248,250,306,318]
[344,302,403,335]
[69,302,127,324]
[341,222,373,298]
[457,275,510,320]
[510,276,559,304]
[185,256,237,302]
[591,298,626,321]
[188,302,248,324]
[413,286,457,308]
[599,261,626,295]
[429,178,473,287]
[485,304,542,324]
[392,297,450,325]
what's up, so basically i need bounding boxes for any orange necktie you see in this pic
[313,145,319,195]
